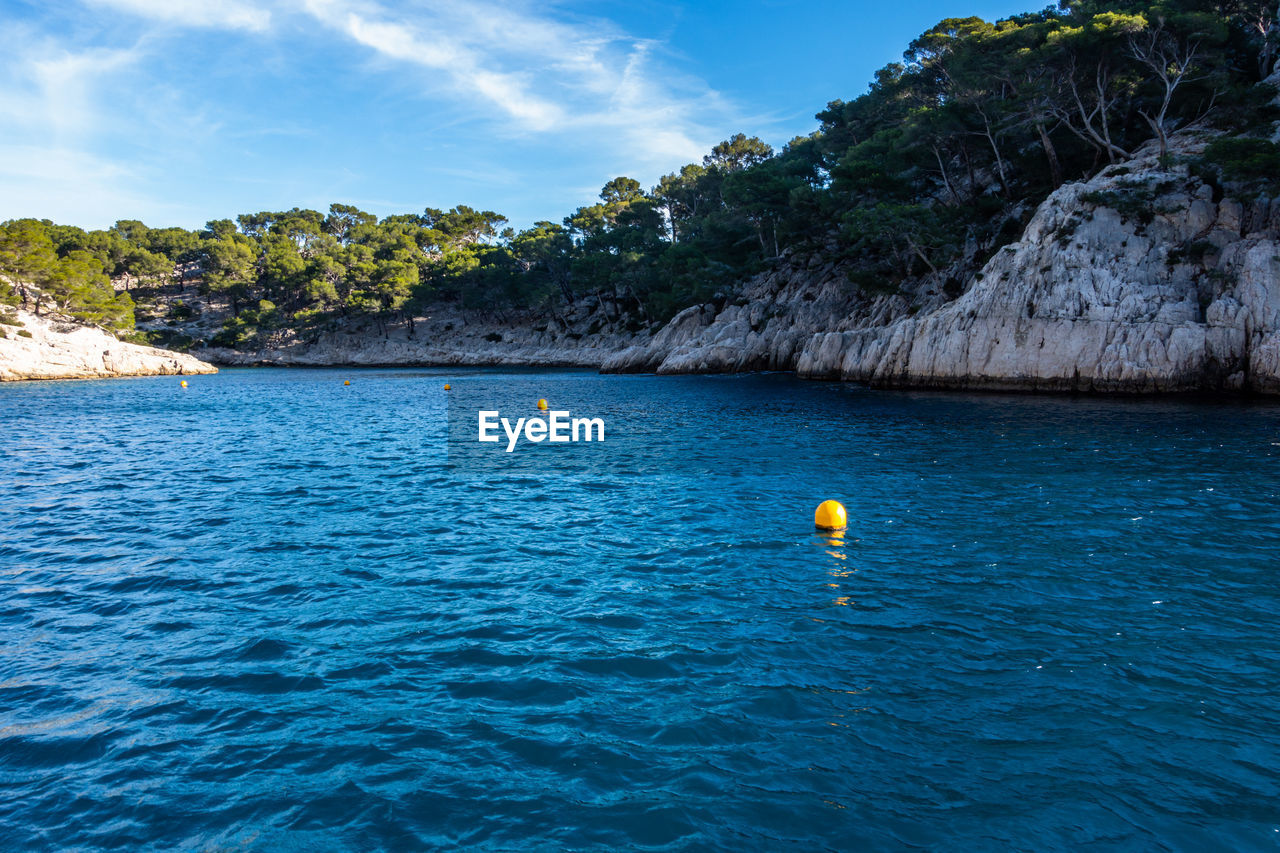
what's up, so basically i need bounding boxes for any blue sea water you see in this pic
[2,367,1279,851]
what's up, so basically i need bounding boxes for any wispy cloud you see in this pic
[65,0,738,167]
[0,22,213,226]
[0,25,141,223]
[82,0,271,32]
[66,0,732,165]
[0,0,751,228]
[0,33,139,143]
[296,0,727,165]
[306,0,565,129]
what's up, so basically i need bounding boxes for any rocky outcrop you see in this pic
[602,132,1280,394]
[192,132,1280,395]
[601,265,938,375]
[795,135,1280,392]
[0,310,217,381]
[202,302,640,368]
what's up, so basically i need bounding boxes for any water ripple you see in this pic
[1,369,1279,850]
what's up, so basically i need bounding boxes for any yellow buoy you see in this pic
[537,398,548,410]
[814,500,847,530]
[444,383,451,390]
[344,380,350,385]
[180,380,188,388]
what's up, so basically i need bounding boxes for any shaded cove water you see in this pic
[2,368,1280,851]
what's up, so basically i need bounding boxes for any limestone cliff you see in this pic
[799,135,1280,392]
[191,133,1280,395]
[605,133,1280,394]
[600,260,943,375]
[0,310,218,381]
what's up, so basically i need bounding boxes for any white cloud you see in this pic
[297,0,730,167]
[82,0,271,32]
[0,31,139,144]
[0,31,142,226]
[0,28,206,227]
[62,0,739,169]
[0,0,753,227]
[327,6,565,129]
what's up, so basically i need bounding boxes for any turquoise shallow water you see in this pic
[2,367,1280,850]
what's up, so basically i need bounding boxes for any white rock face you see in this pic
[600,262,930,375]
[610,133,1280,394]
[0,310,217,381]
[795,136,1280,392]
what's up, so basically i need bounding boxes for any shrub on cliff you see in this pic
[1195,137,1280,200]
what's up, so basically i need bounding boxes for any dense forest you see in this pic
[3,0,1280,350]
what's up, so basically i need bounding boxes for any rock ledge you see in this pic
[0,310,218,381]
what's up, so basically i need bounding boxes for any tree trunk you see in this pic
[1036,120,1063,188]
[960,142,977,200]
[977,105,1010,197]
[1094,63,1120,163]
[1140,110,1169,161]
[625,284,650,324]
[933,145,962,205]
[906,235,938,276]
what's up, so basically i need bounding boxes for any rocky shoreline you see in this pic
[0,310,217,382]
[600,136,1280,394]
[193,135,1280,396]
[200,303,627,370]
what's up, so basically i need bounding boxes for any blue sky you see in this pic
[0,0,1043,232]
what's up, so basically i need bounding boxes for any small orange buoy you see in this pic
[814,500,847,530]
[444,384,451,390]
[537,398,548,410]
[180,380,188,388]
[344,380,350,386]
